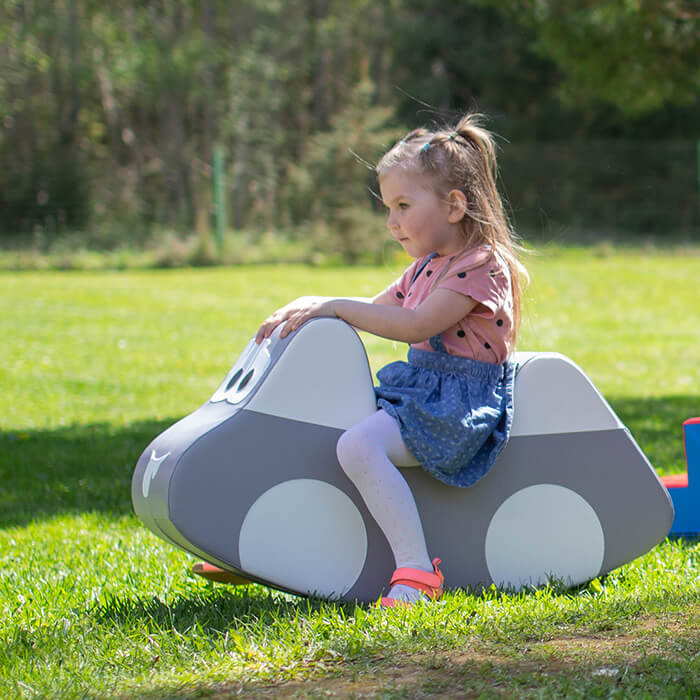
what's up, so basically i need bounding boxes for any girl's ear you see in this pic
[446,189,467,223]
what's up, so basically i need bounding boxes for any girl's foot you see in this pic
[386,582,430,603]
[380,558,444,607]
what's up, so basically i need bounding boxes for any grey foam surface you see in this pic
[148,408,671,600]
[131,320,673,601]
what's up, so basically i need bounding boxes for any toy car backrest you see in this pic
[510,352,622,437]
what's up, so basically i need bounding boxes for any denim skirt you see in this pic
[375,347,515,488]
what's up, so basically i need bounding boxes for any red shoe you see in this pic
[379,558,444,608]
[191,561,251,586]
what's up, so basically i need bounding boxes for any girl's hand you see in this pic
[255,297,337,344]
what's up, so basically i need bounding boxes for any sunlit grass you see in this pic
[1,246,698,698]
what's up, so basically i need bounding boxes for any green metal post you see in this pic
[213,145,226,256]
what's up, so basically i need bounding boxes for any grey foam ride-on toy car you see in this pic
[131,318,673,601]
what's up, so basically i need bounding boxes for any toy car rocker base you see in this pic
[131,318,673,602]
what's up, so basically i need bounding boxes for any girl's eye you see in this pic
[398,202,409,210]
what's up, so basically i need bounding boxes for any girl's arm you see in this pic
[255,291,397,344]
[257,288,475,344]
[370,287,402,306]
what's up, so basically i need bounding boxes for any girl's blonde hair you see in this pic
[377,113,528,345]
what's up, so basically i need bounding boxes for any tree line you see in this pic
[1,0,698,253]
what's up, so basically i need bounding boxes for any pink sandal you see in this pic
[380,558,444,608]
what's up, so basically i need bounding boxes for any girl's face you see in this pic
[379,168,465,258]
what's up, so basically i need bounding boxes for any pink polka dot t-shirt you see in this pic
[385,245,514,363]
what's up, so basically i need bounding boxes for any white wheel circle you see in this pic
[485,484,605,589]
[239,479,367,598]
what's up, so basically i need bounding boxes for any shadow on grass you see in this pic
[92,582,341,633]
[0,394,695,529]
[91,589,700,700]
[0,418,172,528]
[117,640,700,700]
[142,637,700,700]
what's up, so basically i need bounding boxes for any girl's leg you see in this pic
[336,410,433,602]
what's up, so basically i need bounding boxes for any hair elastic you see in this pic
[420,141,431,153]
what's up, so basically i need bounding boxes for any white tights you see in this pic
[336,410,433,601]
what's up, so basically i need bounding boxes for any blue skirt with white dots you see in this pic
[375,347,515,488]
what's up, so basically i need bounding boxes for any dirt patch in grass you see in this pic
[219,611,699,699]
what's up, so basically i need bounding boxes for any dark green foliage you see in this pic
[0,148,90,236]
[0,0,697,248]
[284,80,397,262]
[489,0,700,115]
[501,140,699,239]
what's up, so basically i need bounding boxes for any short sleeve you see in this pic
[384,258,426,304]
[437,249,510,316]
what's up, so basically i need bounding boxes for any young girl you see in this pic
[255,114,527,607]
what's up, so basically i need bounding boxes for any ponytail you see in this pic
[377,113,529,347]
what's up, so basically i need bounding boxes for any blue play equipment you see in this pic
[662,418,700,536]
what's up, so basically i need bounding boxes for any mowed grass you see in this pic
[1,246,699,699]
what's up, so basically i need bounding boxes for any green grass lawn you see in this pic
[1,247,699,698]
